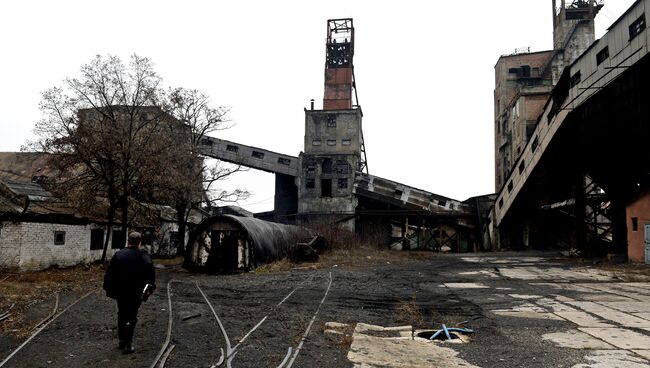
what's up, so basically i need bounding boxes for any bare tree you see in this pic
[30,54,172,261]
[165,88,249,256]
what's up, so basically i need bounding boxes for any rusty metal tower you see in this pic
[321,18,367,173]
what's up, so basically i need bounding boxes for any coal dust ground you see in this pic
[1,252,650,367]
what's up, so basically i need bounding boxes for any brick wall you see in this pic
[0,221,116,271]
[626,190,650,263]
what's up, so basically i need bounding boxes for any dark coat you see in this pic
[103,247,155,300]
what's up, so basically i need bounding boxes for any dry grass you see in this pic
[0,265,103,338]
[395,299,425,329]
[252,258,294,274]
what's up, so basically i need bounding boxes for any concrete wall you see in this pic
[626,190,650,263]
[304,109,362,155]
[0,221,115,271]
[297,154,358,216]
[494,51,553,191]
[495,0,650,227]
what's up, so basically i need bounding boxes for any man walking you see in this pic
[103,231,156,354]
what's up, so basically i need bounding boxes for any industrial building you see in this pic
[493,0,650,263]
[197,19,490,252]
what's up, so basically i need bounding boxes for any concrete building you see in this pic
[492,0,650,263]
[494,0,602,191]
[0,152,203,270]
[196,18,487,250]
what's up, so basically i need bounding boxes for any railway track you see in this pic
[150,272,333,368]
[0,290,96,368]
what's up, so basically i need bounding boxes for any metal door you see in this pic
[644,224,650,264]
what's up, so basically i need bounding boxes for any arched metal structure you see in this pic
[186,215,314,272]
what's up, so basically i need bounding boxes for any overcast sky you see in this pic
[0,0,636,213]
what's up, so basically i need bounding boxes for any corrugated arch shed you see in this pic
[187,215,314,271]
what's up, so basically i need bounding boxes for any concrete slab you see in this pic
[603,301,650,314]
[530,283,595,293]
[632,350,650,360]
[347,324,480,368]
[542,329,615,349]
[553,312,613,328]
[571,350,650,368]
[579,328,650,350]
[492,311,564,320]
[508,294,542,299]
[443,283,489,289]
[576,284,650,303]
[634,313,650,321]
[567,301,650,328]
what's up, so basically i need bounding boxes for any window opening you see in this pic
[112,230,125,249]
[337,178,348,189]
[327,114,337,128]
[278,157,291,165]
[327,140,336,146]
[629,14,646,40]
[90,229,104,250]
[306,178,315,189]
[54,231,66,245]
[226,144,239,152]
[252,151,265,159]
[632,217,639,231]
[596,46,609,65]
[312,139,322,146]
[570,70,581,88]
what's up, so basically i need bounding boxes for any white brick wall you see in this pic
[0,221,117,271]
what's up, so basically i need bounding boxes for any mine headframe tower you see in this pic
[298,18,367,229]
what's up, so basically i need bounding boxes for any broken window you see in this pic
[306,178,315,189]
[632,217,639,231]
[327,114,337,128]
[252,151,265,159]
[342,139,351,146]
[337,178,348,189]
[201,138,214,146]
[226,144,238,152]
[394,189,403,196]
[54,231,66,245]
[596,46,609,65]
[531,136,539,152]
[90,229,104,250]
[438,200,447,207]
[322,158,332,174]
[312,139,322,146]
[306,163,316,176]
[327,140,336,146]
[629,14,646,40]
[570,70,581,88]
[278,157,291,165]
[321,179,332,197]
[335,160,350,174]
[112,230,125,249]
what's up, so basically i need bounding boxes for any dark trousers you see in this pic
[117,297,142,344]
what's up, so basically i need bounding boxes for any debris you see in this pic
[181,313,202,322]
[419,324,474,341]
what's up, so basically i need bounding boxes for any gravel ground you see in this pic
[0,251,648,368]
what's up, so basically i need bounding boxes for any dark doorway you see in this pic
[321,179,332,197]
